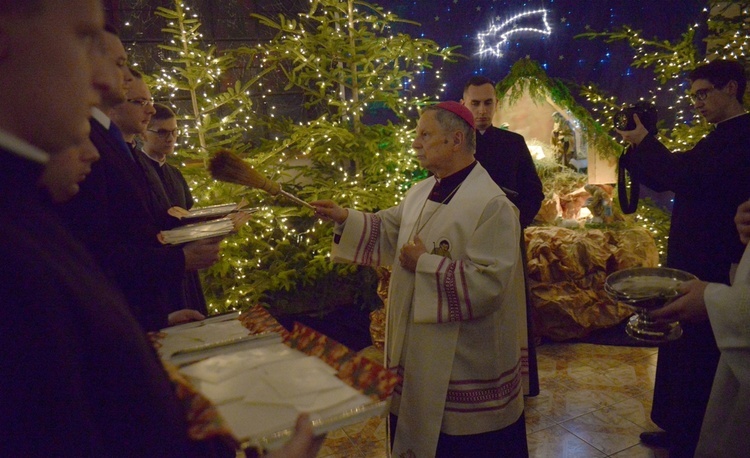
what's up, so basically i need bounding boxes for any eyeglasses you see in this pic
[127,98,154,107]
[687,87,715,103]
[147,128,180,139]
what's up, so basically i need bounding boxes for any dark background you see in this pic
[109,0,709,107]
[386,0,708,102]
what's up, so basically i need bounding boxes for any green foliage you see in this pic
[573,21,704,158]
[152,4,271,162]
[629,198,671,266]
[534,157,588,197]
[577,26,698,84]
[248,0,459,124]
[152,0,458,314]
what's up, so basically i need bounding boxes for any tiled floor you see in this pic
[317,342,671,457]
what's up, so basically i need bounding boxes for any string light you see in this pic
[477,9,552,58]
[578,3,750,265]
[141,0,456,312]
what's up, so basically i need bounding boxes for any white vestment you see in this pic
[695,243,750,457]
[331,164,527,457]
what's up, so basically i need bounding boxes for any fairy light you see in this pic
[577,3,750,265]
[477,9,552,58]
[136,0,460,312]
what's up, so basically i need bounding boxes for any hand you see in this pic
[649,279,709,323]
[615,113,649,147]
[399,236,427,272]
[310,199,349,224]
[183,237,221,271]
[264,413,326,458]
[167,309,205,326]
[735,199,750,245]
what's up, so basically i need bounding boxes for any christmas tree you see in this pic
[149,0,458,314]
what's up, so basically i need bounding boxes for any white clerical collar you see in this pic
[90,106,111,129]
[142,150,167,167]
[0,128,49,164]
[717,111,748,125]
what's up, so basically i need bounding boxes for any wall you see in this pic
[494,89,617,184]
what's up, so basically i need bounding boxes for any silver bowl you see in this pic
[605,267,697,343]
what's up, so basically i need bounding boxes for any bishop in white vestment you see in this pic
[313,102,529,457]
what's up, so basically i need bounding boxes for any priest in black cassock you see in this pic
[140,102,209,315]
[618,59,750,457]
[462,76,544,397]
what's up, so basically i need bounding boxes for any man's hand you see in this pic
[399,236,427,272]
[615,113,649,147]
[183,237,221,271]
[264,413,326,458]
[167,309,205,326]
[649,279,709,323]
[735,199,750,245]
[311,200,349,224]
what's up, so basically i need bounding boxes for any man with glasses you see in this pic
[139,102,209,315]
[142,103,193,213]
[617,59,750,457]
[110,68,156,151]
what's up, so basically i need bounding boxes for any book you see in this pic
[157,316,394,451]
[157,217,235,245]
[168,198,257,222]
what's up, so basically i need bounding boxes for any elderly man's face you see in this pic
[412,110,454,177]
[0,0,103,153]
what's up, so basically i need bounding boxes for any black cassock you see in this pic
[138,151,208,315]
[620,113,750,457]
[0,148,195,456]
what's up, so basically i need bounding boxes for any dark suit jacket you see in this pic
[60,119,185,331]
[143,156,194,211]
[0,148,194,456]
[475,126,544,228]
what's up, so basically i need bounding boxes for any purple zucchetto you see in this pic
[434,101,475,129]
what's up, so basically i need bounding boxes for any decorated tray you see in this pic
[156,308,398,452]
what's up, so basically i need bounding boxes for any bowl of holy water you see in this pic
[604,267,697,343]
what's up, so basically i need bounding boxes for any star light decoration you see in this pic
[476,9,552,58]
